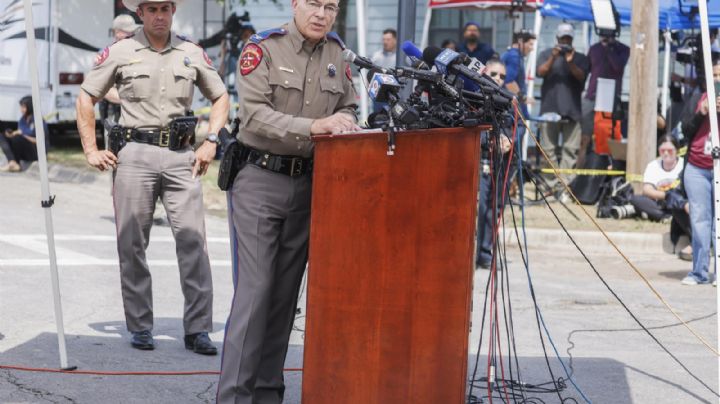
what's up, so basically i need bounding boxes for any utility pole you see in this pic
[626,0,659,192]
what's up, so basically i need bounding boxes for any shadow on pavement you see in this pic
[0,331,304,404]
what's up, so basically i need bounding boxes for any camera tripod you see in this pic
[518,159,580,220]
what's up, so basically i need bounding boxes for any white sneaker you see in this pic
[681,276,699,285]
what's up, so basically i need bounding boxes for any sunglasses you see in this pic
[659,147,676,154]
[489,71,506,80]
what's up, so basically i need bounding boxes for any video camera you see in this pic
[225,12,253,58]
[557,44,573,55]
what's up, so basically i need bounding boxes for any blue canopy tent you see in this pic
[540,0,720,29]
[530,0,720,121]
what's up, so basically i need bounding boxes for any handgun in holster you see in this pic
[217,117,247,191]
[104,119,125,156]
[168,116,198,150]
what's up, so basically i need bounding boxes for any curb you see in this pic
[505,227,679,256]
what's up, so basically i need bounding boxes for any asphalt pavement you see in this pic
[0,167,717,403]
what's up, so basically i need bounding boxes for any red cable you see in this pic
[485,103,520,403]
[0,365,302,376]
[491,104,520,404]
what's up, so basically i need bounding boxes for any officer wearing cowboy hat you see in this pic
[76,0,229,354]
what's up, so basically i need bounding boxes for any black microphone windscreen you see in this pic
[366,67,382,82]
[422,46,442,67]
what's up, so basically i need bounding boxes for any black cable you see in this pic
[564,312,717,378]
[529,174,720,398]
[506,181,565,403]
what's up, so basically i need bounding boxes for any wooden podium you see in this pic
[302,127,485,403]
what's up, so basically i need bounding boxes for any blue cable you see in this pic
[514,143,593,404]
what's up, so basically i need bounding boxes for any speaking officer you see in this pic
[216,0,359,402]
[76,0,230,354]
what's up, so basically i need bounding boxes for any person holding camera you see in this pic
[76,0,230,351]
[679,59,720,286]
[536,23,589,190]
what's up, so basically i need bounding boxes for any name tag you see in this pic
[279,66,294,73]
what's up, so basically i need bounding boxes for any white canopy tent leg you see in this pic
[523,9,543,161]
[660,30,671,121]
[356,0,369,124]
[420,6,433,49]
[22,0,73,370]
[696,0,720,391]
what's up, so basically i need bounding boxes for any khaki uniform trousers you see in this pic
[113,142,213,334]
[540,120,582,187]
[217,164,311,404]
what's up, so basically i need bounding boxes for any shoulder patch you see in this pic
[95,47,110,66]
[202,50,213,66]
[249,28,287,45]
[326,32,346,49]
[240,43,263,76]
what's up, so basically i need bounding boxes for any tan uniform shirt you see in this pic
[237,20,358,158]
[81,29,227,130]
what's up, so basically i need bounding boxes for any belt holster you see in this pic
[218,141,248,191]
[107,123,126,156]
[168,116,198,150]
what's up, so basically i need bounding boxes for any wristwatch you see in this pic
[206,133,219,144]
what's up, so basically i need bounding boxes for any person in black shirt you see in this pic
[536,22,589,189]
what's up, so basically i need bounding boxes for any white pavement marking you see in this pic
[0,259,232,267]
[0,234,232,267]
[0,234,231,243]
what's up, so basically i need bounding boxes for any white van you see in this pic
[0,0,229,133]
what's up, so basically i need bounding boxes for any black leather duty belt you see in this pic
[244,145,313,177]
[120,127,190,149]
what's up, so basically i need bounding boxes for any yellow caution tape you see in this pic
[539,168,626,176]
[538,168,644,182]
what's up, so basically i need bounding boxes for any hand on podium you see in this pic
[311,112,361,134]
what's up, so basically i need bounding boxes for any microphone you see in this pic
[401,41,430,70]
[342,49,393,74]
[423,46,514,102]
[367,71,402,103]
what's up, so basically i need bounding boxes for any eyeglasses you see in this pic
[489,72,506,80]
[659,147,676,154]
[305,0,340,16]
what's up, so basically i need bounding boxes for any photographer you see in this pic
[218,13,256,90]
[536,23,589,190]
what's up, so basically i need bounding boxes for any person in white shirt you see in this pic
[629,136,691,262]
[629,136,687,220]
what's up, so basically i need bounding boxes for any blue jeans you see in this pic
[684,162,715,283]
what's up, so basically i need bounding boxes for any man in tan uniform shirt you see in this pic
[76,0,229,354]
[217,0,358,402]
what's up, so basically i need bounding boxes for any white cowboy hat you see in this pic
[112,14,139,33]
[122,0,182,11]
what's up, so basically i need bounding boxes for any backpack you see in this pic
[569,152,611,205]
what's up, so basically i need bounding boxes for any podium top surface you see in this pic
[311,126,493,142]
